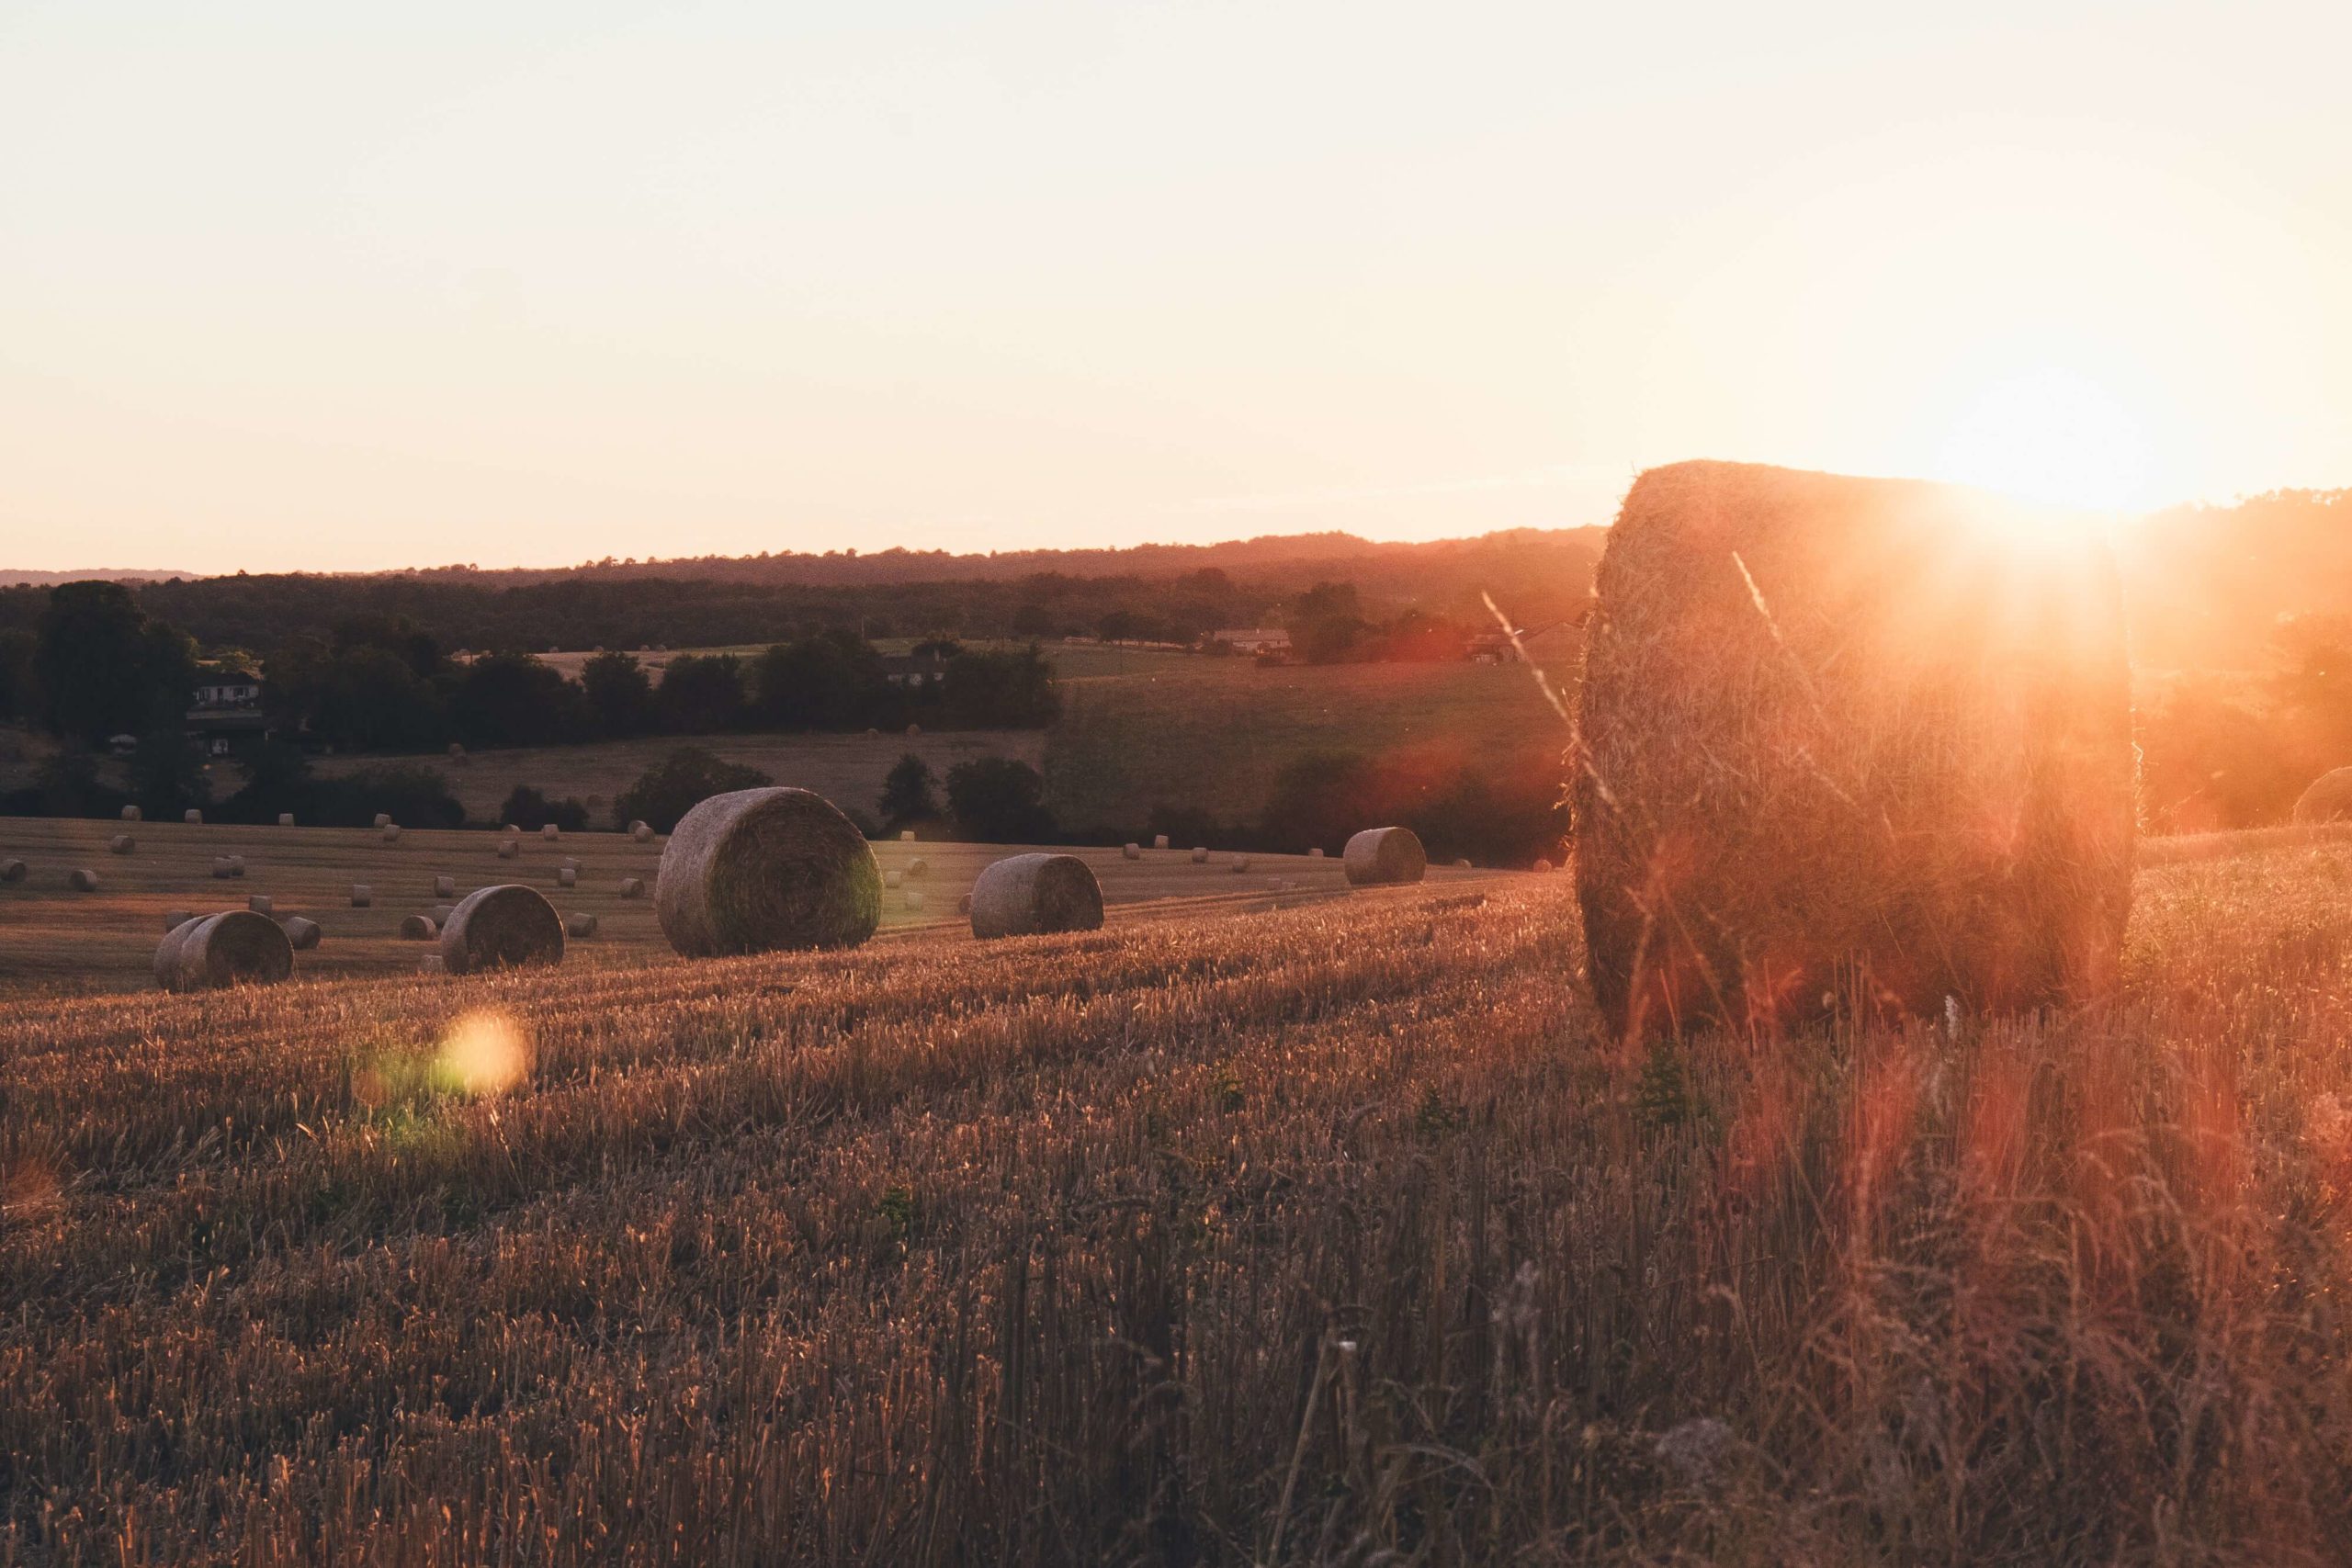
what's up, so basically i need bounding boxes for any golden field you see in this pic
[6,829,2352,1561]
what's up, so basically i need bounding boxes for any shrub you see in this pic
[613,747,774,834]
[878,753,941,831]
[946,757,1056,843]
[498,784,591,834]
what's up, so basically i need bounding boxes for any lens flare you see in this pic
[437,1010,531,1096]
[1935,367,2154,513]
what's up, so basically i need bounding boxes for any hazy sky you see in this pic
[4,2,2347,572]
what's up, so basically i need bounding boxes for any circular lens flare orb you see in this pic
[1934,368,2155,513]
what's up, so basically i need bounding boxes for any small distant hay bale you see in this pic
[425,903,458,926]
[619,876,644,898]
[447,742,466,759]
[1123,842,1141,860]
[246,894,273,915]
[541,824,560,841]
[957,892,973,915]
[434,874,457,897]
[497,838,519,859]
[899,829,916,842]
[351,885,372,908]
[1231,856,1251,873]
[656,787,881,956]
[903,889,926,913]
[1453,857,1473,869]
[68,868,99,892]
[906,856,929,880]
[557,866,577,888]
[381,825,401,844]
[1190,846,1209,863]
[564,911,598,938]
[884,869,903,889]
[1575,460,2135,1038]
[0,859,24,884]
[277,813,296,828]
[210,855,246,879]
[1532,858,1551,874]
[121,805,141,822]
[1153,834,1170,851]
[1307,847,1325,859]
[108,833,135,855]
[2291,768,2352,823]
[281,915,322,951]
[441,885,567,975]
[183,808,202,825]
[373,813,392,829]
[419,953,447,976]
[155,910,293,993]
[1343,827,1426,886]
[163,909,196,931]
[629,820,653,842]
[906,723,922,737]
[501,823,519,836]
[400,914,438,941]
[969,852,1104,939]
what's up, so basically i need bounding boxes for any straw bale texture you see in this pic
[440,885,566,976]
[656,787,881,956]
[968,852,1104,940]
[1343,827,1426,886]
[154,910,293,993]
[1574,459,2135,1038]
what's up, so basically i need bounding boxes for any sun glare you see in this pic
[1934,368,2155,514]
[437,1010,532,1096]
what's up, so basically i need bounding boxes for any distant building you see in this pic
[878,653,952,689]
[187,667,271,757]
[1204,628,1292,656]
[193,671,263,709]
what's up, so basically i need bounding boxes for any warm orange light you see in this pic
[1935,368,2154,513]
[436,1010,532,1096]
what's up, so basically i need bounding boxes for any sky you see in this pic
[3,1,2348,573]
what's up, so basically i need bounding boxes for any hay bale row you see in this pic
[969,853,1102,939]
[1573,459,2134,1038]
[442,885,565,976]
[657,788,880,956]
[1344,827,1426,886]
[154,910,292,993]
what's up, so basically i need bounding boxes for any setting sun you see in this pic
[1933,368,2157,513]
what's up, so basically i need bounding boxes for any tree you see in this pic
[497,784,590,833]
[656,655,747,734]
[1009,604,1056,637]
[128,728,211,819]
[581,650,653,738]
[747,633,888,731]
[945,757,1055,842]
[33,581,191,744]
[0,628,35,722]
[1290,581,1368,663]
[450,653,584,747]
[878,753,941,831]
[310,646,447,752]
[938,645,1059,728]
[613,747,774,833]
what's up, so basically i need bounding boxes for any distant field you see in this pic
[1040,642,1576,828]
[0,813,1498,995]
[312,729,1045,826]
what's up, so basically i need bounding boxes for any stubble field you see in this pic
[7,828,2352,1562]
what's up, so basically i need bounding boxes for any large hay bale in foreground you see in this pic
[968,852,1104,939]
[1343,827,1426,886]
[155,910,293,993]
[657,787,881,956]
[440,885,566,976]
[1575,460,2135,1038]
[2291,768,2352,824]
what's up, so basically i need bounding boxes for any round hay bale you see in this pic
[157,910,292,993]
[1122,842,1141,860]
[210,858,235,880]
[1343,827,1426,886]
[1231,856,1251,873]
[899,829,916,842]
[497,838,519,859]
[557,867,577,888]
[906,856,929,880]
[969,852,1103,939]
[1575,460,2135,1039]
[419,953,447,976]
[957,892,973,915]
[351,885,372,908]
[68,868,98,892]
[121,805,141,822]
[447,742,466,759]
[657,787,881,956]
[425,903,458,926]
[277,813,296,828]
[372,813,392,829]
[163,909,196,931]
[281,915,322,951]
[400,914,438,941]
[564,911,598,938]
[629,820,653,842]
[906,723,921,737]
[1307,847,1325,859]
[1153,834,1170,851]
[381,825,401,844]
[904,889,926,913]
[1453,857,1473,869]
[1190,846,1210,864]
[619,876,644,898]
[884,869,903,889]
[441,885,566,975]
[183,808,202,825]
[0,859,24,884]
[434,874,457,898]
[228,855,245,877]
[2291,768,2352,823]
[501,824,519,836]
[108,833,134,855]
[541,824,560,841]
[246,894,273,915]
[1532,858,1551,874]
